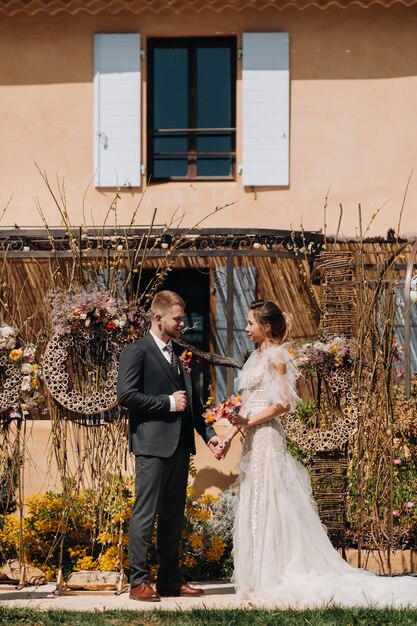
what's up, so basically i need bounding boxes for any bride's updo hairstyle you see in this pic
[250,300,289,342]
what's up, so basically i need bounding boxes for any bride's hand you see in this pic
[228,413,249,427]
[221,439,231,458]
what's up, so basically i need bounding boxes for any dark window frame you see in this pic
[147,36,237,182]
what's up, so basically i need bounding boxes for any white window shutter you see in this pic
[242,33,289,187]
[94,33,141,188]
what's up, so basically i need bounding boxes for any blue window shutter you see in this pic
[242,33,289,187]
[94,34,141,188]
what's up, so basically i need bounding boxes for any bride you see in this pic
[222,299,417,608]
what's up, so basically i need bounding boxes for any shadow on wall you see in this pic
[192,468,238,498]
[1,8,417,87]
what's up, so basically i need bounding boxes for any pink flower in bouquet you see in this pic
[213,403,222,418]
[405,502,414,510]
[203,395,242,425]
[393,510,401,518]
[393,459,402,466]
[224,395,242,415]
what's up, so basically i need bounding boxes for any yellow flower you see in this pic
[74,556,96,571]
[39,564,57,582]
[181,554,197,568]
[0,515,21,550]
[187,534,204,550]
[199,493,218,506]
[186,505,211,522]
[97,531,114,545]
[10,348,23,362]
[98,546,122,571]
[149,565,158,581]
[31,377,41,389]
[68,545,87,559]
[206,536,226,562]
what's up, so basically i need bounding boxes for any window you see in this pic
[147,37,236,181]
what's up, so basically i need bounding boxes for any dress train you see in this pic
[232,346,417,608]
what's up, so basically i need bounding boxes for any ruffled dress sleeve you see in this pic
[235,344,301,413]
[264,344,301,411]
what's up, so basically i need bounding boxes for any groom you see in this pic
[117,290,223,602]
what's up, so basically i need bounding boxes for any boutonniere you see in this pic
[179,350,192,374]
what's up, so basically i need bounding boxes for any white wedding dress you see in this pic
[232,344,417,608]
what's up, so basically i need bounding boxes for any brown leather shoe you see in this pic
[156,581,204,597]
[129,582,161,602]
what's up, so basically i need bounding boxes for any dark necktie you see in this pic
[165,344,177,370]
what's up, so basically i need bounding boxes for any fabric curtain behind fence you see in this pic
[215,266,256,401]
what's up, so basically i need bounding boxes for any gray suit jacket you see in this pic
[117,333,216,457]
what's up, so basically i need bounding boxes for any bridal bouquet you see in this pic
[203,395,242,425]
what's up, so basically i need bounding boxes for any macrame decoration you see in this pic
[283,409,357,453]
[43,332,123,415]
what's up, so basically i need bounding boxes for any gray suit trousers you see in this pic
[128,435,190,586]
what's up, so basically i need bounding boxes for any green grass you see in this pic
[2,608,417,626]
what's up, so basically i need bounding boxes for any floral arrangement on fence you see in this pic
[202,395,242,425]
[49,289,147,340]
[0,324,43,417]
[9,343,43,417]
[290,335,355,372]
[0,325,18,351]
[0,484,230,582]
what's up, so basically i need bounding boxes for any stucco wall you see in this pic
[22,420,240,497]
[0,7,416,237]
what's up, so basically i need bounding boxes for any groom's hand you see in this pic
[208,436,224,460]
[173,390,187,411]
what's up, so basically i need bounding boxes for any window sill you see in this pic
[146,179,238,189]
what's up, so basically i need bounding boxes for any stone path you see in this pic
[0,581,242,612]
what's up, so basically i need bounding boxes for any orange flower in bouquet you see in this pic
[203,395,245,436]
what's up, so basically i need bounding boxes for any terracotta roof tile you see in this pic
[1,0,416,16]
